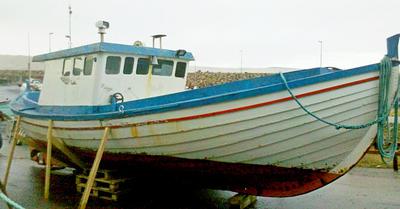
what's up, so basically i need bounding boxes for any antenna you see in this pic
[66,4,72,48]
[151,34,167,48]
[27,33,31,83]
[319,40,323,68]
[240,50,243,73]
[96,20,110,42]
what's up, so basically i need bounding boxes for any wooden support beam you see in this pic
[44,120,53,200]
[52,137,86,169]
[79,127,110,209]
[228,193,257,209]
[2,116,21,191]
[21,135,85,169]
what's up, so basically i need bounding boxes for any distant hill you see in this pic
[0,55,44,71]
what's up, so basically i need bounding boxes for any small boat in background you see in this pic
[9,22,400,197]
[19,79,42,92]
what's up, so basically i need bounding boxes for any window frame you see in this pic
[62,58,73,76]
[136,57,150,75]
[175,62,187,78]
[83,56,95,76]
[151,59,174,76]
[123,57,135,75]
[72,57,84,76]
[105,56,122,75]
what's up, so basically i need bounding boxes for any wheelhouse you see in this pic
[32,42,194,106]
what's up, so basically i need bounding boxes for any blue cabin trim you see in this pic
[32,42,195,62]
[9,63,385,121]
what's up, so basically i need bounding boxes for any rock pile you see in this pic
[186,71,272,89]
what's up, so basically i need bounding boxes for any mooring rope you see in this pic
[0,192,25,209]
[376,57,399,160]
[280,56,398,160]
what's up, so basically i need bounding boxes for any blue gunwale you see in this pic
[10,64,383,121]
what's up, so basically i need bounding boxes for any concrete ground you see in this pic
[0,142,399,209]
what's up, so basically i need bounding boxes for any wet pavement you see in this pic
[0,142,399,209]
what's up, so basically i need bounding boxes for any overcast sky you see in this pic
[1,0,399,69]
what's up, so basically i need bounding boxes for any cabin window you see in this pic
[136,58,150,75]
[73,57,84,76]
[62,58,73,76]
[83,56,94,75]
[175,62,187,78]
[123,57,135,75]
[105,56,121,74]
[152,59,173,76]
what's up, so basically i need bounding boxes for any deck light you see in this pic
[176,49,187,57]
[133,41,144,47]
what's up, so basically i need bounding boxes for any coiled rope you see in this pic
[280,56,398,160]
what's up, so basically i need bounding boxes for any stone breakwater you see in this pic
[186,71,271,89]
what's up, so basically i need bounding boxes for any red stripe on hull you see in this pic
[21,76,379,131]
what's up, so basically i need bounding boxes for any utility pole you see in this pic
[28,33,31,83]
[318,40,323,68]
[66,5,72,48]
[240,50,243,73]
[49,32,54,52]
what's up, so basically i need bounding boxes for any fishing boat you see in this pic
[9,22,400,197]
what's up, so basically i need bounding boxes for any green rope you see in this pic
[0,192,25,209]
[376,57,399,160]
[280,56,398,160]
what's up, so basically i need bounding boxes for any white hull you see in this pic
[20,70,392,175]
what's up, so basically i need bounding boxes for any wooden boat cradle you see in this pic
[76,170,133,201]
[3,116,259,208]
[2,116,115,209]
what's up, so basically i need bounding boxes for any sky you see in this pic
[1,0,399,70]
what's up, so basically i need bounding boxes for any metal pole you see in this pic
[319,40,323,68]
[28,33,31,82]
[68,5,72,48]
[49,32,53,52]
[240,50,243,73]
